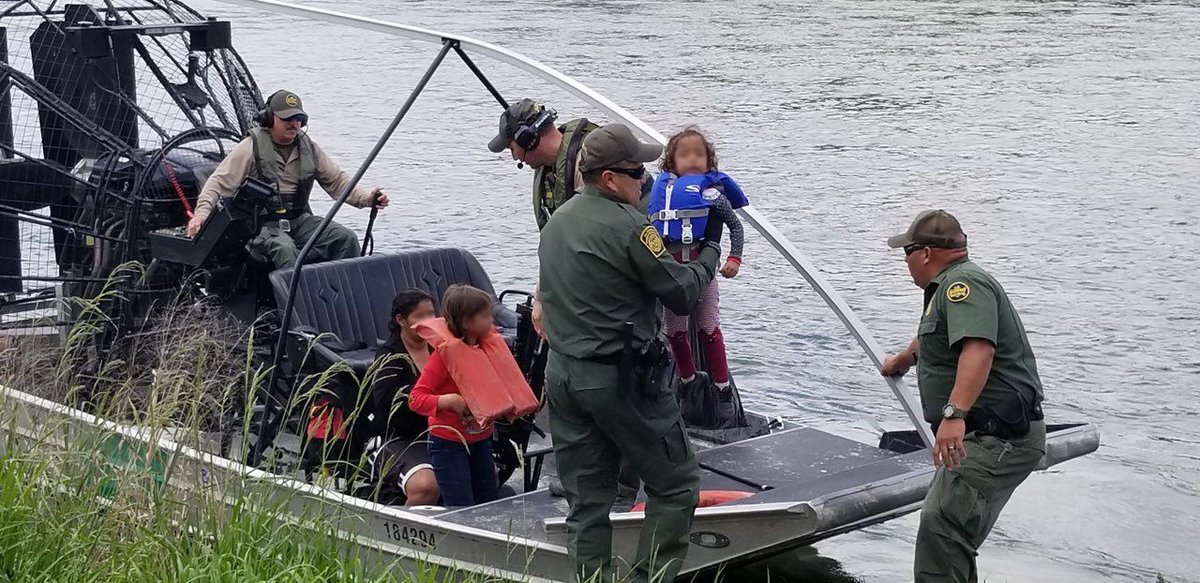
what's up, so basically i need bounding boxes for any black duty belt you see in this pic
[934,398,1043,439]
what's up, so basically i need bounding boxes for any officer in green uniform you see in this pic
[880,210,1047,583]
[489,99,643,506]
[487,98,599,230]
[189,90,389,269]
[538,124,723,582]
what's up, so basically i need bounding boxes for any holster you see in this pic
[619,323,673,399]
[635,336,673,399]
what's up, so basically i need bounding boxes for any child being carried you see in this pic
[648,127,748,401]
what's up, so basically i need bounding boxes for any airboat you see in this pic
[0,0,1100,580]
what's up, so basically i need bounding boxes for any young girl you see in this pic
[408,285,537,506]
[649,127,747,401]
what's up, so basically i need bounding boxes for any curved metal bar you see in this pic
[213,0,665,143]
[213,0,934,449]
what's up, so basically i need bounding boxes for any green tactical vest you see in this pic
[532,118,599,230]
[250,127,317,217]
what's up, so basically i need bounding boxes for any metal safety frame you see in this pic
[238,0,934,466]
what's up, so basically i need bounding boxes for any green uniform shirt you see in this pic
[916,258,1044,423]
[538,186,719,359]
[533,119,597,230]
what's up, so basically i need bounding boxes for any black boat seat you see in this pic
[270,247,521,376]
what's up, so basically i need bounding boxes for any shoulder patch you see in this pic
[640,226,665,257]
[946,281,970,303]
[702,187,722,201]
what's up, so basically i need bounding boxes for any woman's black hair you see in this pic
[388,288,434,338]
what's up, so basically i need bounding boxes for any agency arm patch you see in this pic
[640,226,665,257]
[946,281,970,303]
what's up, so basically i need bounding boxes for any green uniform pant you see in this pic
[545,350,699,583]
[914,421,1046,583]
[249,213,360,270]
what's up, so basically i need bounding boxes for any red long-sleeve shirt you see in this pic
[408,350,494,444]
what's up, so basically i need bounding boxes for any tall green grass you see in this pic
[0,268,508,582]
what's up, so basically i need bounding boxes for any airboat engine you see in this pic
[2,0,262,331]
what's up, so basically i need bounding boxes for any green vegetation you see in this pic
[0,270,504,582]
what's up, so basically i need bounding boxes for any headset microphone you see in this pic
[517,162,524,169]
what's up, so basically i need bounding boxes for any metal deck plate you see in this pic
[435,468,756,539]
[695,427,898,491]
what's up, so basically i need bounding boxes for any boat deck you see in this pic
[434,426,927,543]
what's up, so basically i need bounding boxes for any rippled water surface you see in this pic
[193,0,1200,580]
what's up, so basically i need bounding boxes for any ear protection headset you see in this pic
[256,90,308,128]
[512,106,557,152]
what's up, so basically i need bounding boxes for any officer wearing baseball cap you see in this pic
[537,124,724,582]
[881,209,1047,582]
[488,98,600,230]
[189,89,389,269]
[490,101,647,508]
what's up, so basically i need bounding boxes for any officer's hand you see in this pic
[531,297,545,338]
[703,216,724,245]
[371,188,389,209]
[881,352,914,377]
[933,418,967,469]
[186,215,205,238]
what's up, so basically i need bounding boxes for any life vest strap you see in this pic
[652,208,709,221]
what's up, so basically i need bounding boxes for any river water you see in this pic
[192,0,1199,580]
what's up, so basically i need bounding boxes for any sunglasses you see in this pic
[603,166,646,180]
[904,244,929,256]
[281,114,308,125]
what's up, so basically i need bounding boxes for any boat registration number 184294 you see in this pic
[382,521,436,548]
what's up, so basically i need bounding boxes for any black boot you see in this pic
[717,383,734,404]
[681,371,710,395]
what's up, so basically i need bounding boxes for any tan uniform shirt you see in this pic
[193,135,375,222]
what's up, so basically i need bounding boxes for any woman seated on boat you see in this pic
[408,285,538,507]
[363,289,440,506]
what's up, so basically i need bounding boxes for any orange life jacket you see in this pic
[413,318,539,425]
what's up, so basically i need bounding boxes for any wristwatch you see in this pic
[942,404,969,420]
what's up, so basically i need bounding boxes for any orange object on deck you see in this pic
[414,318,539,425]
[629,490,754,513]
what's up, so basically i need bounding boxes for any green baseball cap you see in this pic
[269,90,306,119]
[886,209,968,249]
[487,98,543,153]
[577,124,662,174]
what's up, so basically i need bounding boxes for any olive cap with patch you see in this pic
[269,90,306,119]
[577,124,662,174]
[487,98,543,153]
[886,209,968,249]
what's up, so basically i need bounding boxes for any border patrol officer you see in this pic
[489,99,643,507]
[880,210,1047,583]
[538,124,723,582]
[188,90,389,269]
[488,98,599,230]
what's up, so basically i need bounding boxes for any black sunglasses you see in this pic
[603,166,646,180]
[282,114,308,124]
[904,244,929,256]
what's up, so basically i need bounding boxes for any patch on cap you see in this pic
[284,94,299,107]
[946,281,970,303]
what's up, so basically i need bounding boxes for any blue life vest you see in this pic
[648,171,748,244]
